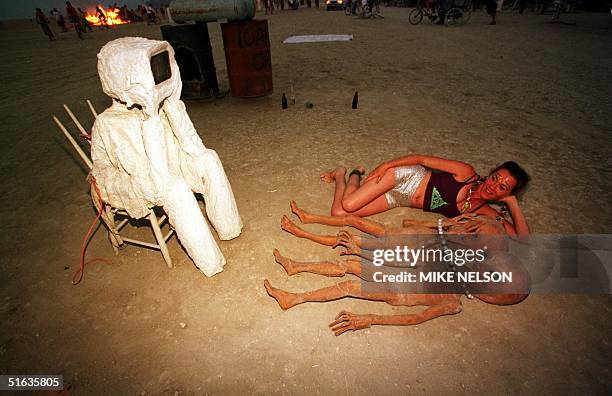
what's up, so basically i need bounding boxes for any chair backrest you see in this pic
[53,100,99,170]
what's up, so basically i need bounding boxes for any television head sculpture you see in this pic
[91,37,242,276]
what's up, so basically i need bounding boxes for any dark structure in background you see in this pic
[165,0,272,98]
[161,23,219,99]
[221,20,273,98]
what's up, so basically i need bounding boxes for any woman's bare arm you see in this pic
[475,200,529,240]
[500,196,530,240]
[366,155,475,183]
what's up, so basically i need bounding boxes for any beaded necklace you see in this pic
[460,181,482,214]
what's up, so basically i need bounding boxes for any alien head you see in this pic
[97,37,182,118]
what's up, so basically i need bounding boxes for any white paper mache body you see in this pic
[91,37,242,276]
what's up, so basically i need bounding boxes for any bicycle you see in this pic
[408,0,441,24]
[548,0,576,25]
[445,0,472,25]
[409,0,471,25]
[365,0,384,18]
[345,0,365,15]
[346,0,383,18]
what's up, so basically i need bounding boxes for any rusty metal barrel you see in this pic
[169,0,255,23]
[221,20,273,98]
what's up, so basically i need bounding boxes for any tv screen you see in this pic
[151,51,171,85]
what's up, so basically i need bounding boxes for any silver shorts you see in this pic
[385,165,428,208]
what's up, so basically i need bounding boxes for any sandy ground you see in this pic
[0,6,611,395]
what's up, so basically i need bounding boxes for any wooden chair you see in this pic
[53,101,175,268]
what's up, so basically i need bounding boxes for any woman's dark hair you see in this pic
[490,161,530,195]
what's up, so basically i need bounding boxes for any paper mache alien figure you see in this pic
[91,37,242,276]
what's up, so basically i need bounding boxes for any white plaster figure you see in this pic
[91,37,242,276]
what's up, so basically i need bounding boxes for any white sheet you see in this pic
[283,34,353,44]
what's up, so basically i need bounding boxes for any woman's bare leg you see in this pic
[339,167,397,213]
[321,166,395,217]
[281,215,363,247]
[273,248,362,277]
[334,195,392,217]
[320,166,347,216]
[343,166,366,198]
[290,201,387,236]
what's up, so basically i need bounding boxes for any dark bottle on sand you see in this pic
[352,92,358,109]
[282,93,288,109]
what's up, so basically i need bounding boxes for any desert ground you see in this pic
[0,6,611,395]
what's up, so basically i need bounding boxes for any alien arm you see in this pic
[329,303,463,335]
[161,99,209,156]
[371,303,463,326]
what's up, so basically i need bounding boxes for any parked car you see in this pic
[326,0,345,10]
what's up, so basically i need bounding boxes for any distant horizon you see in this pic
[0,0,169,20]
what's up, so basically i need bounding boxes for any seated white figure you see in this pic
[91,37,242,276]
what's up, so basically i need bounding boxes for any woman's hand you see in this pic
[364,162,389,183]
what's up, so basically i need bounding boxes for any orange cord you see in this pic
[72,176,111,285]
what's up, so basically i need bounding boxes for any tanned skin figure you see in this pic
[265,202,530,336]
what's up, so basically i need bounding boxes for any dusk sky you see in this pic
[0,0,167,20]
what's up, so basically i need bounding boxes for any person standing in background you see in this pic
[96,6,111,29]
[35,8,55,40]
[265,0,275,14]
[66,1,85,39]
[486,0,503,25]
[78,8,93,32]
[51,8,68,32]
[436,0,452,24]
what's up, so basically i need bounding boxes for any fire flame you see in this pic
[85,6,128,26]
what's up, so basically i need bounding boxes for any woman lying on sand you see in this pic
[321,155,530,237]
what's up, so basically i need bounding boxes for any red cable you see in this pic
[72,176,111,285]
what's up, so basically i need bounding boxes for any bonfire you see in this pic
[84,6,128,26]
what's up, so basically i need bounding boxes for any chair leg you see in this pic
[90,184,122,254]
[104,204,123,254]
[149,209,173,268]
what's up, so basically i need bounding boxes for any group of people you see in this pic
[34,3,165,41]
[435,0,571,25]
[264,0,321,14]
[428,0,503,25]
[36,3,111,41]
